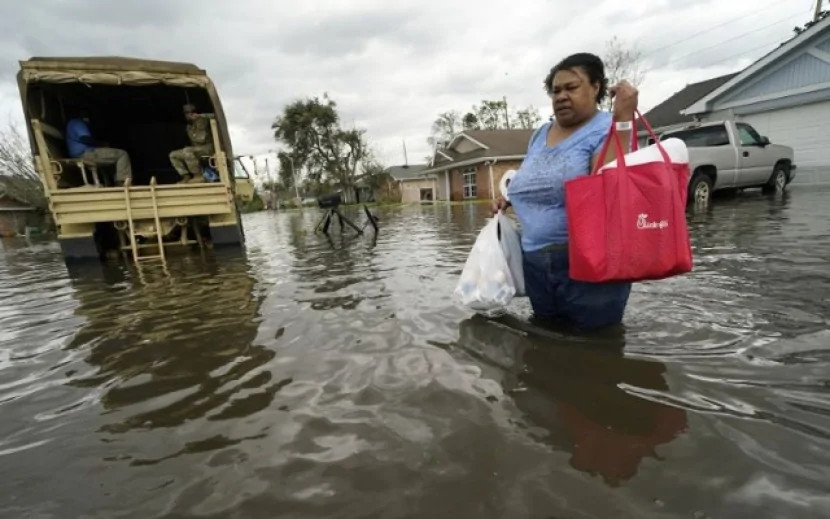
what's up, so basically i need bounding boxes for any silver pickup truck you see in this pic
[657,120,796,206]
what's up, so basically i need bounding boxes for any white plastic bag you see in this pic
[454,212,525,313]
[497,212,524,297]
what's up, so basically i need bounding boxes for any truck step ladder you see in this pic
[123,177,167,263]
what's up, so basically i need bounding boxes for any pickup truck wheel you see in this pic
[689,173,713,206]
[763,164,788,194]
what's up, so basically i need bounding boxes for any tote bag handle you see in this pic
[589,110,671,176]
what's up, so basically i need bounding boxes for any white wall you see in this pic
[401,179,436,203]
[435,172,450,201]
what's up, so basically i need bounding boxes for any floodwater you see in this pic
[1,188,830,519]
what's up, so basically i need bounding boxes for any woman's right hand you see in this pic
[491,196,510,214]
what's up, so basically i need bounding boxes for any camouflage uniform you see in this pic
[169,105,215,182]
[81,148,132,184]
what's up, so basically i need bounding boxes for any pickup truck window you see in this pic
[736,123,763,146]
[662,125,730,147]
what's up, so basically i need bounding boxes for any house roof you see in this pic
[639,72,739,131]
[386,164,429,181]
[426,129,533,173]
[0,196,35,212]
[683,13,830,115]
[0,181,35,211]
[464,129,534,155]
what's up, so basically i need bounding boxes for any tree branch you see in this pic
[0,121,47,209]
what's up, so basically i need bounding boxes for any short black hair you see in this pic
[544,52,608,104]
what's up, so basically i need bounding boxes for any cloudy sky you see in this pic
[0,0,816,176]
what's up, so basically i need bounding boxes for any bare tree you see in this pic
[0,122,47,209]
[601,36,646,111]
[473,100,509,130]
[513,106,542,129]
[427,110,461,149]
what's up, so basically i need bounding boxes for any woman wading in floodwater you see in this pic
[492,52,639,330]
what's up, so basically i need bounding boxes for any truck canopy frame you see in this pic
[17,56,235,164]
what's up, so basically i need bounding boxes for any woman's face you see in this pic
[550,67,599,127]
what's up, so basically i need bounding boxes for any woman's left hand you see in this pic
[609,80,638,121]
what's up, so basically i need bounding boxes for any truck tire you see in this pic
[59,235,101,263]
[763,164,789,194]
[688,172,713,206]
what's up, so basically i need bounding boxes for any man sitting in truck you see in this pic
[168,104,215,184]
[65,109,133,186]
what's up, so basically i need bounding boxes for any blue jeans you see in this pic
[523,245,632,330]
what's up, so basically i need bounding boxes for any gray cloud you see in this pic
[637,8,805,72]
[44,0,187,26]
[0,0,816,167]
[263,5,437,57]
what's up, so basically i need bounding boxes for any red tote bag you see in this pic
[564,110,693,283]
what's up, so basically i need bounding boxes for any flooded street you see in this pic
[2,187,830,519]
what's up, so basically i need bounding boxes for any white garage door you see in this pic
[739,100,830,173]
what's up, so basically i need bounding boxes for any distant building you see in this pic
[421,129,534,201]
[0,188,37,237]
[386,164,432,203]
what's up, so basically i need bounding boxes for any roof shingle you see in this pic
[639,73,739,131]
[386,164,429,181]
[428,129,534,171]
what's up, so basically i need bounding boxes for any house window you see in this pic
[462,167,477,199]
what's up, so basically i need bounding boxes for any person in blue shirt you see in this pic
[492,53,639,330]
[65,109,132,186]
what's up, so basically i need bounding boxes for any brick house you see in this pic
[421,129,533,201]
[0,190,37,237]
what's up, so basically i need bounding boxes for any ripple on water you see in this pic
[1,189,830,518]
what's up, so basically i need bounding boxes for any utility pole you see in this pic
[503,95,511,129]
[402,139,408,166]
[267,149,276,211]
[264,157,275,211]
[248,155,259,179]
[815,0,824,21]
[289,156,301,202]
[264,156,270,188]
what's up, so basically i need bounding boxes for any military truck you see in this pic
[16,56,246,264]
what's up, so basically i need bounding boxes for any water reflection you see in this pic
[64,253,282,439]
[457,314,688,487]
[285,212,388,313]
[688,191,792,240]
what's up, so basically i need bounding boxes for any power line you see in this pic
[636,38,787,113]
[641,0,785,59]
[645,33,792,83]
[693,40,781,70]
[643,10,806,73]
